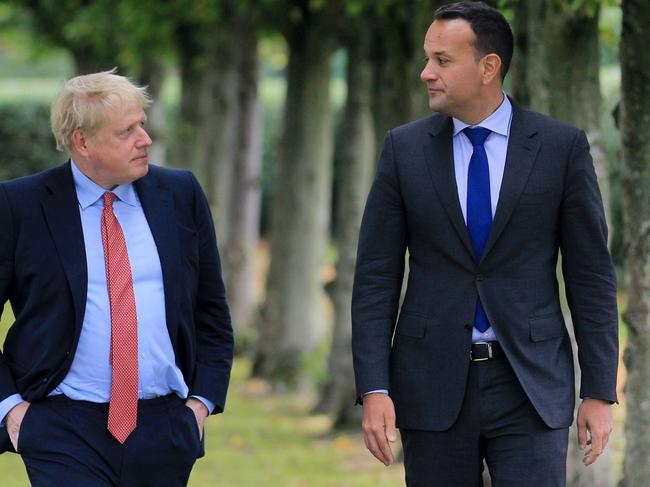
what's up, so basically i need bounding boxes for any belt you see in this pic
[470,341,503,362]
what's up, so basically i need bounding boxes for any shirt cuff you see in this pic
[364,389,389,395]
[0,394,25,427]
[190,395,215,414]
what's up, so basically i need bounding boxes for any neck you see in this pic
[456,90,505,126]
[70,156,119,190]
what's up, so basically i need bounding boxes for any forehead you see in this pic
[424,18,476,53]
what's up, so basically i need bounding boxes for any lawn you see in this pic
[0,303,403,486]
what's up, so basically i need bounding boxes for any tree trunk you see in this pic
[173,23,207,174]
[509,0,530,107]
[314,35,375,426]
[224,19,262,339]
[138,59,167,166]
[619,1,650,485]
[252,19,335,388]
[196,22,240,232]
[371,0,443,152]
[174,14,262,339]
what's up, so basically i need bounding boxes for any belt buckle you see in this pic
[470,341,492,362]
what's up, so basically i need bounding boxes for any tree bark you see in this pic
[252,14,336,388]
[619,1,650,485]
[173,22,208,175]
[173,13,262,338]
[137,59,167,166]
[224,19,262,338]
[371,0,443,152]
[314,34,375,426]
[509,0,530,107]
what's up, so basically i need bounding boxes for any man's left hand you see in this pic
[576,398,613,466]
[185,398,209,439]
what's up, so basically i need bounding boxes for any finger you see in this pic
[385,411,397,443]
[582,447,600,467]
[374,428,394,466]
[577,420,587,449]
[590,429,605,457]
[364,430,389,465]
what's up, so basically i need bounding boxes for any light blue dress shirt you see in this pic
[0,161,212,424]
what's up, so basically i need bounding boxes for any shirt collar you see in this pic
[70,159,139,209]
[452,92,512,138]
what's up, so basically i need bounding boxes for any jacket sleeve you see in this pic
[351,131,407,399]
[0,185,19,403]
[559,130,619,403]
[187,173,234,414]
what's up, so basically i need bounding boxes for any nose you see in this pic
[137,126,153,147]
[420,61,438,83]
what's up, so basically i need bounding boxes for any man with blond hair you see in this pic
[0,69,234,485]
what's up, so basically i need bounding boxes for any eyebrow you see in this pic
[423,48,452,57]
[116,117,146,133]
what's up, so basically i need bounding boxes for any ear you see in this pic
[481,53,502,85]
[71,129,91,157]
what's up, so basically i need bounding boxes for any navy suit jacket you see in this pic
[352,101,618,431]
[0,161,234,452]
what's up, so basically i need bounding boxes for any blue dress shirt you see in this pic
[0,161,212,423]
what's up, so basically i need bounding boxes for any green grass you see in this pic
[0,305,402,486]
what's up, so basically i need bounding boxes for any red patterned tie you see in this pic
[101,192,139,443]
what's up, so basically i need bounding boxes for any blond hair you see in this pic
[50,68,152,153]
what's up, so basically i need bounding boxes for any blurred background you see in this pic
[0,0,648,486]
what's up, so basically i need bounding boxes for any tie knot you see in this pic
[103,192,117,208]
[463,126,491,147]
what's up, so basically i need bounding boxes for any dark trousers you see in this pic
[18,394,204,486]
[401,355,568,487]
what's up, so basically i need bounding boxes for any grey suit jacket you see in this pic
[351,101,618,431]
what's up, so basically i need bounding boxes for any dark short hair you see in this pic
[434,1,513,80]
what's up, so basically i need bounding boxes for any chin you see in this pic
[428,96,446,113]
[429,101,447,114]
[129,164,149,182]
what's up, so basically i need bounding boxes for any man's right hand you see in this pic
[6,401,30,451]
[362,393,397,466]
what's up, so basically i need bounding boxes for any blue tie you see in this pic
[464,127,492,333]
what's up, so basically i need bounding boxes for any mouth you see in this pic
[132,154,148,163]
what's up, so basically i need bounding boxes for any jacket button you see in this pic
[475,274,484,281]
[464,324,473,331]
[42,377,48,383]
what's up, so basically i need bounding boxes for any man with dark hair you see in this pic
[352,1,617,485]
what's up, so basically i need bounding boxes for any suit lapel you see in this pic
[481,103,540,261]
[423,115,476,260]
[42,162,87,332]
[134,173,180,338]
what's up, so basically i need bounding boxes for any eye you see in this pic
[437,57,449,66]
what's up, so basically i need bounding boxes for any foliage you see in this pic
[0,101,63,180]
